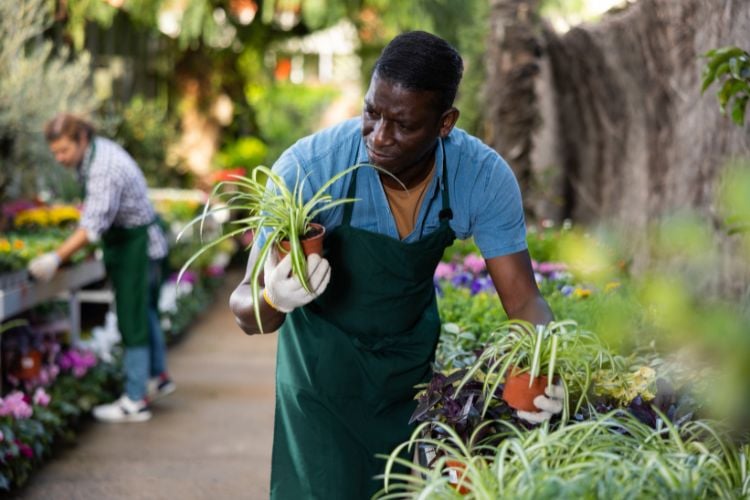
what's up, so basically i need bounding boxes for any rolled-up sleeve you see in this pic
[471,156,528,259]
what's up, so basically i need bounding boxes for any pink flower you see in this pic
[0,391,33,419]
[538,262,567,274]
[16,440,34,458]
[0,430,4,442]
[434,262,455,280]
[33,387,50,407]
[463,254,485,274]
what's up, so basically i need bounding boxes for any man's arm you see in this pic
[229,241,286,335]
[485,249,553,325]
[56,227,90,262]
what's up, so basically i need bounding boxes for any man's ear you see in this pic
[439,107,460,138]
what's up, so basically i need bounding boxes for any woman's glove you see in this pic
[516,383,565,424]
[263,252,331,313]
[28,252,60,282]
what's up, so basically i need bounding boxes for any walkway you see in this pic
[11,271,277,499]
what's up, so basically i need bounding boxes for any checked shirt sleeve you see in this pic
[79,146,124,242]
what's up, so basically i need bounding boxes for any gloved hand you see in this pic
[263,251,331,313]
[28,252,61,282]
[517,383,565,424]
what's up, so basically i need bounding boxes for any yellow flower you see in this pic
[0,239,10,252]
[15,208,49,227]
[604,281,621,292]
[48,205,80,226]
[573,288,592,299]
[12,240,25,250]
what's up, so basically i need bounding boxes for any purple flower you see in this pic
[451,272,473,288]
[0,391,33,419]
[538,262,567,275]
[58,348,98,378]
[33,387,50,406]
[470,276,494,295]
[434,262,455,280]
[463,254,485,274]
[205,265,225,278]
[560,285,574,296]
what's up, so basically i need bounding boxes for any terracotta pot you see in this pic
[17,350,42,380]
[502,368,548,412]
[444,459,471,495]
[278,223,325,257]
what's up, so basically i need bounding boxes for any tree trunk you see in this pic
[485,0,544,217]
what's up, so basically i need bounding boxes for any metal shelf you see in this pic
[0,259,106,327]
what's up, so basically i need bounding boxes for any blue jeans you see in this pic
[123,259,168,401]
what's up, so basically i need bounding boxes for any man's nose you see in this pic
[372,119,394,147]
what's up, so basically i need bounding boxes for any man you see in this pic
[230,31,562,498]
[28,114,176,422]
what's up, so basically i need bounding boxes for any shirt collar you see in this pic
[78,137,96,180]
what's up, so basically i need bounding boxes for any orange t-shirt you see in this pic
[382,166,436,239]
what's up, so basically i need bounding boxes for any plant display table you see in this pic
[0,259,106,342]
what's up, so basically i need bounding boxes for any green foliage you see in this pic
[246,82,340,163]
[377,413,749,499]
[215,136,268,171]
[702,46,750,126]
[0,0,97,203]
[109,95,191,188]
[180,163,369,331]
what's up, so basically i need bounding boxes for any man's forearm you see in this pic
[56,227,90,263]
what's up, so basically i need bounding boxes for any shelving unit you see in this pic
[0,259,107,343]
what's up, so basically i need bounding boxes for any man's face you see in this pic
[362,74,454,178]
[49,136,87,168]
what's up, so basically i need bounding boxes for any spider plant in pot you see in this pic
[178,162,401,332]
[456,319,617,420]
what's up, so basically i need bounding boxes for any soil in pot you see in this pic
[279,222,325,257]
[502,369,548,412]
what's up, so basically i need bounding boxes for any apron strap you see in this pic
[342,139,452,227]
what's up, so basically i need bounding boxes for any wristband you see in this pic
[262,289,281,312]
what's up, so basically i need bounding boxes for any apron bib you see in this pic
[270,142,455,499]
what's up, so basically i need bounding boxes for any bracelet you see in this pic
[262,289,281,312]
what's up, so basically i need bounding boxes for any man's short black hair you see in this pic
[373,31,464,112]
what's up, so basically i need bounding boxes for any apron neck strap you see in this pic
[343,139,451,226]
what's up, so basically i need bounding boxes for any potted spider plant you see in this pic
[456,319,616,419]
[178,162,398,331]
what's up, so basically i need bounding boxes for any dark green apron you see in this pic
[101,224,150,347]
[270,144,456,499]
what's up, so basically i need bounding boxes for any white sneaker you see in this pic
[147,377,177,402]
[93,395,152,423]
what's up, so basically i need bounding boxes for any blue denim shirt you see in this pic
[261,118,527,259]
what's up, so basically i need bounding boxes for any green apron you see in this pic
[101,224,150,347]
[270,143,456,499]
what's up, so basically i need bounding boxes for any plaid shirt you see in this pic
[78,137,168,260]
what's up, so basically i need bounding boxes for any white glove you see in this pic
[28,252,61,282]
[263,251,331,313]
[517,383,565,424]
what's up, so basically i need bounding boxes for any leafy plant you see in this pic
[456,320,618,419]
[377,411,748,499]
[179,163,398,331]
[702,46,750,126]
